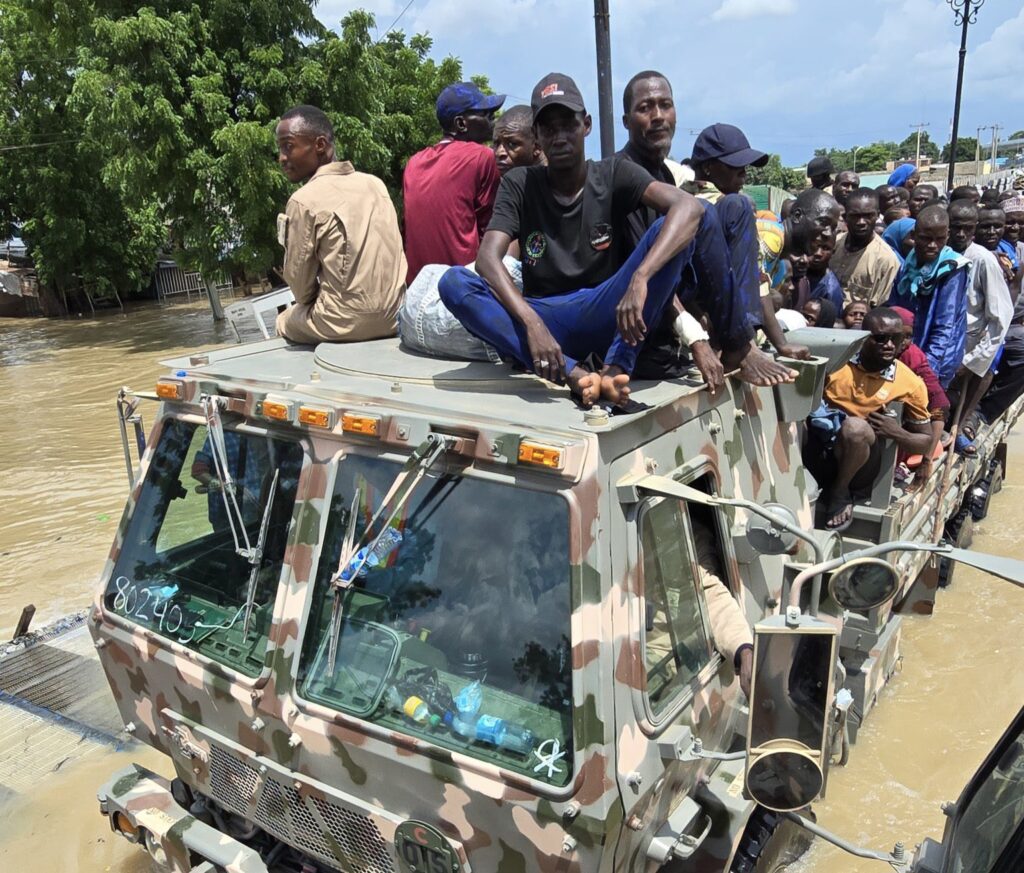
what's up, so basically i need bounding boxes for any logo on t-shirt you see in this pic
[590,223,612,251]
[525,231,547,261]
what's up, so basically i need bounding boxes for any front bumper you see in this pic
[98,764,269,873]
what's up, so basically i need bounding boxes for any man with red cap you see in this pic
[403,82,506,284]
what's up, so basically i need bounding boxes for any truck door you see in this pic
[609,459,747,869]
[918,705,1024,873]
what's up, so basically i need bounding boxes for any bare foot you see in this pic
[600,370,631,407]
[738,349,798,386]
[567,368,601,408]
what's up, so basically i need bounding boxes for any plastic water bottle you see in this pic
[470,714,536,755]
[386,686,437,726]
[451,681,483,738]
[341,528,403,581]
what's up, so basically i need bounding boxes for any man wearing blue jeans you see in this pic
[439,72,795,408]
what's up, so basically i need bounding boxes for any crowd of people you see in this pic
[269,71,1024,533]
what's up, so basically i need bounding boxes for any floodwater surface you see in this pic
[1,305,1023,871]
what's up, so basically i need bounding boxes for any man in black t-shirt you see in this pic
[438,73,796,408]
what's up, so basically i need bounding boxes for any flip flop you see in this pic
[954,433,977,456]
[824,490,855,532]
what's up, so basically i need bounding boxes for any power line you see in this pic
[377,0,424,43]
[0,138,83,152]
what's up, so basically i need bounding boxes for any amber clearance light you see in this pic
[518,441,564,470]
[342,412,381,436]
[298,406,334,428]
[155,380,183,400]
[261,400,293,422]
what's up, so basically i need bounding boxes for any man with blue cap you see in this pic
[403,82,506,285]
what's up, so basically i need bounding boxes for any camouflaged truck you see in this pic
[88,328,1017,873]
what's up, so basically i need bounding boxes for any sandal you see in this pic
[824,490,855,532]
[954,433,977,456]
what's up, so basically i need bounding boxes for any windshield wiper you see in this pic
[326,433,456,672]
[242,468,279,638]
[200,394,255,562]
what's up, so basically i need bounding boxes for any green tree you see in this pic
[3,4,479,304]
[1010,130,1024,140]
[897,131,939,162]
[812,142,895,173]
[745,154,804,191]
[0,1,165,305]
[941,137,979,163]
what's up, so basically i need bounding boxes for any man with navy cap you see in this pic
[438,73,795,409]
[688,123,810,361]
[402,82,505,285]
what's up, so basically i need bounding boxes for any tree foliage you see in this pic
[813,143,897,173]
[897,131,939,162]
[941,136,980,163]
[745,154,804,191]
[2,4,477,299]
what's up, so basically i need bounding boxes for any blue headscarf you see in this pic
[895,245,968,298]
[882,218,915,263]
[888,163,917,187]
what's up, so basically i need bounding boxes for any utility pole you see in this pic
[945,0,984,190]
[910,122,930,166]
[975,125,989,170]
[990,123,1002,170]
[593,0,614,158]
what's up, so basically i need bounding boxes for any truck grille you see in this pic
[208,745,394,873]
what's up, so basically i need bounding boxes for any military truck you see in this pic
[89,331,1022,873]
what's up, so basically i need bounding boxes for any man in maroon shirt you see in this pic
[402,82,505,284]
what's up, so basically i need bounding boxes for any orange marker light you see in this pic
[262,400,291,421]
[518,442,564,470]
[298,406,333,428]
[342,412,381,436]
[155,381,183,400]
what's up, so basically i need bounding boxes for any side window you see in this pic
[639,498,713,715]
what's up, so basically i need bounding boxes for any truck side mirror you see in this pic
[745,613,838,812]
[828,556,899,611]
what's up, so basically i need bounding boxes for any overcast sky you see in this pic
[315,0,1023,166]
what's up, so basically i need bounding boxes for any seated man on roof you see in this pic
[804,307,933,531]
[398,105,545,363]
[439,73,796,408]
[274,105,406,345]
[615,81,808,384]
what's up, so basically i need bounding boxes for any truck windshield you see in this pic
[103,418,303,676]
[298,454,573,787]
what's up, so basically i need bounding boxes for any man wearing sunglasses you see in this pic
[402,82,506,285]
[806,307,933,531]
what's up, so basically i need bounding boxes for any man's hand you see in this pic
[616,271,650,346]
[778,343,811,361]
[738,647,753,699]
[735,348,798,386]
[690,340,725,395]
[525,321,567,384]
[868,410,903,440]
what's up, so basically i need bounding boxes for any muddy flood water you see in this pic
[1,303,1023,871]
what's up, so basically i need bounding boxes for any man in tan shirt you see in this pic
[274,104,406,344]
[829,188,901,307]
